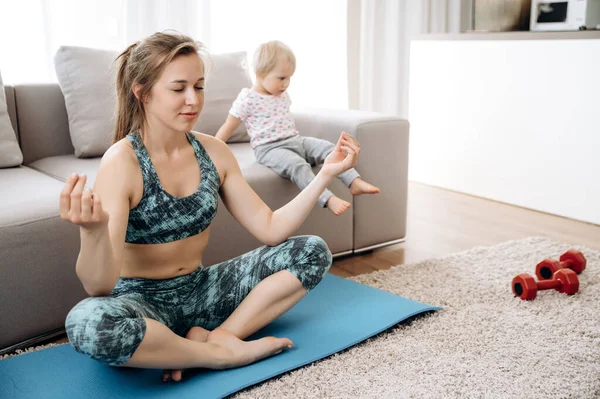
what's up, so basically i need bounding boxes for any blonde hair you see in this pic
[113,31,208,142]
[253,40,296,77]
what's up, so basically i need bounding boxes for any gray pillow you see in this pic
[195,51,252,142]
[54,46,251,159]
[54,46,117,158]
[0,70,23,168]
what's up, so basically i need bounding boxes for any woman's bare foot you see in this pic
[161,327,293,382]
[206,328,293,369]
[349,178,380,196]
[326,196,351,215]
[162,326,210,382]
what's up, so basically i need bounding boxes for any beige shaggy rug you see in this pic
[234,236,600,398]
[3,237,599,398]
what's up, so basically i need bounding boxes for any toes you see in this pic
[162,369,183,382]
[272,337,293,349]
[172,370,183,381]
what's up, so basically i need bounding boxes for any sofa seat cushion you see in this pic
[0,167,66,227]
[28,155,102,185]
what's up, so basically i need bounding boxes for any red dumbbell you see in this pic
[535,249,586,280]
[512,268,579,300]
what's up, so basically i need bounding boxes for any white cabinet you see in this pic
[409,32,600,224]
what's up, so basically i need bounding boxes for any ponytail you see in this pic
[113,42,143,143]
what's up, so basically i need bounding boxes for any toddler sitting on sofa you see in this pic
[215,40,379,215]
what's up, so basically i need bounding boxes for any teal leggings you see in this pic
[65,235,332,366]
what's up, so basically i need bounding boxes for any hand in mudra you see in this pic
[321,131,360,177]
[59,173,109,230]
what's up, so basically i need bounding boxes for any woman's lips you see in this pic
[180,112,197,119]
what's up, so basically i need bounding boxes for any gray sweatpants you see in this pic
[254,135,360,207]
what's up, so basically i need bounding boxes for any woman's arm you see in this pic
[59,145,133,296]
[215,114,242,142]
[215,132,359,246]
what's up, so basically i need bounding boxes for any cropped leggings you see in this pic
[65,235,332,366]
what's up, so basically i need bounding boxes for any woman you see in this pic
[60,32,361,382]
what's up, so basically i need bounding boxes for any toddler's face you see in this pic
[259,60,294,96]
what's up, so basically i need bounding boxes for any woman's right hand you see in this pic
[321,131,360,178]
[60,173,109,231]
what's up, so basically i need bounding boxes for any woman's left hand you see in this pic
[321,131,360,177]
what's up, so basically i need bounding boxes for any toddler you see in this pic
[215,41,379,215]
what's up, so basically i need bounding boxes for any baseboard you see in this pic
[353,238,406,254]
[0,328,66,356]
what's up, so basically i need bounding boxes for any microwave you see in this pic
[530,0,600,31]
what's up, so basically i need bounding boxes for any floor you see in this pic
[330,181,600,277]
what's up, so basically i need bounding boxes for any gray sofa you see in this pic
[0,82,409,355]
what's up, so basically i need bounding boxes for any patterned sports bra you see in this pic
[125,131,220,244]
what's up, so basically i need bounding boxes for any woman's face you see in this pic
[143,53,205,134]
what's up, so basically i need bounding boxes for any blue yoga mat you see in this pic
[0,274,440,399]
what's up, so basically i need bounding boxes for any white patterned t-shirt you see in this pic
[229,88,298,148]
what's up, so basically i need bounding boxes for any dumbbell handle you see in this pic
[557,259,574,268]
[537,279,561,290]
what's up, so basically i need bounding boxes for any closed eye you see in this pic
[173,87,204,92]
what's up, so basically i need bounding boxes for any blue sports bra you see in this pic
[125,131,220,244]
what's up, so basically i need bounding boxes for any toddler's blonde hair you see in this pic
[253,40,296,77]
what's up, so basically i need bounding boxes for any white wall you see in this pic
[409,37,600,225]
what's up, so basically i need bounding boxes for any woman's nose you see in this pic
[186,90,198,105]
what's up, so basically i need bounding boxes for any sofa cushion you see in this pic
[196,51,251,142]
[0,71,23,168]
[28,155,102,186]
[54,46,251,159]
[0,167,65,226]
[14,84,74,165]
[54,46,117,159]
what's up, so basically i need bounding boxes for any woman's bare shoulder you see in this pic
[101,138,138,167]
[191,131,236,161]
[191,131,220,146]
[190,131,238,183]
[95,138,140,188]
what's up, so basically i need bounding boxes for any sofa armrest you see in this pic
[292,107,410,251]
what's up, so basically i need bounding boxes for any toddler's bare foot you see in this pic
[162,326,210,382]
[349,178,380,196]
[326,196,351,215]
[206,328,293,369]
